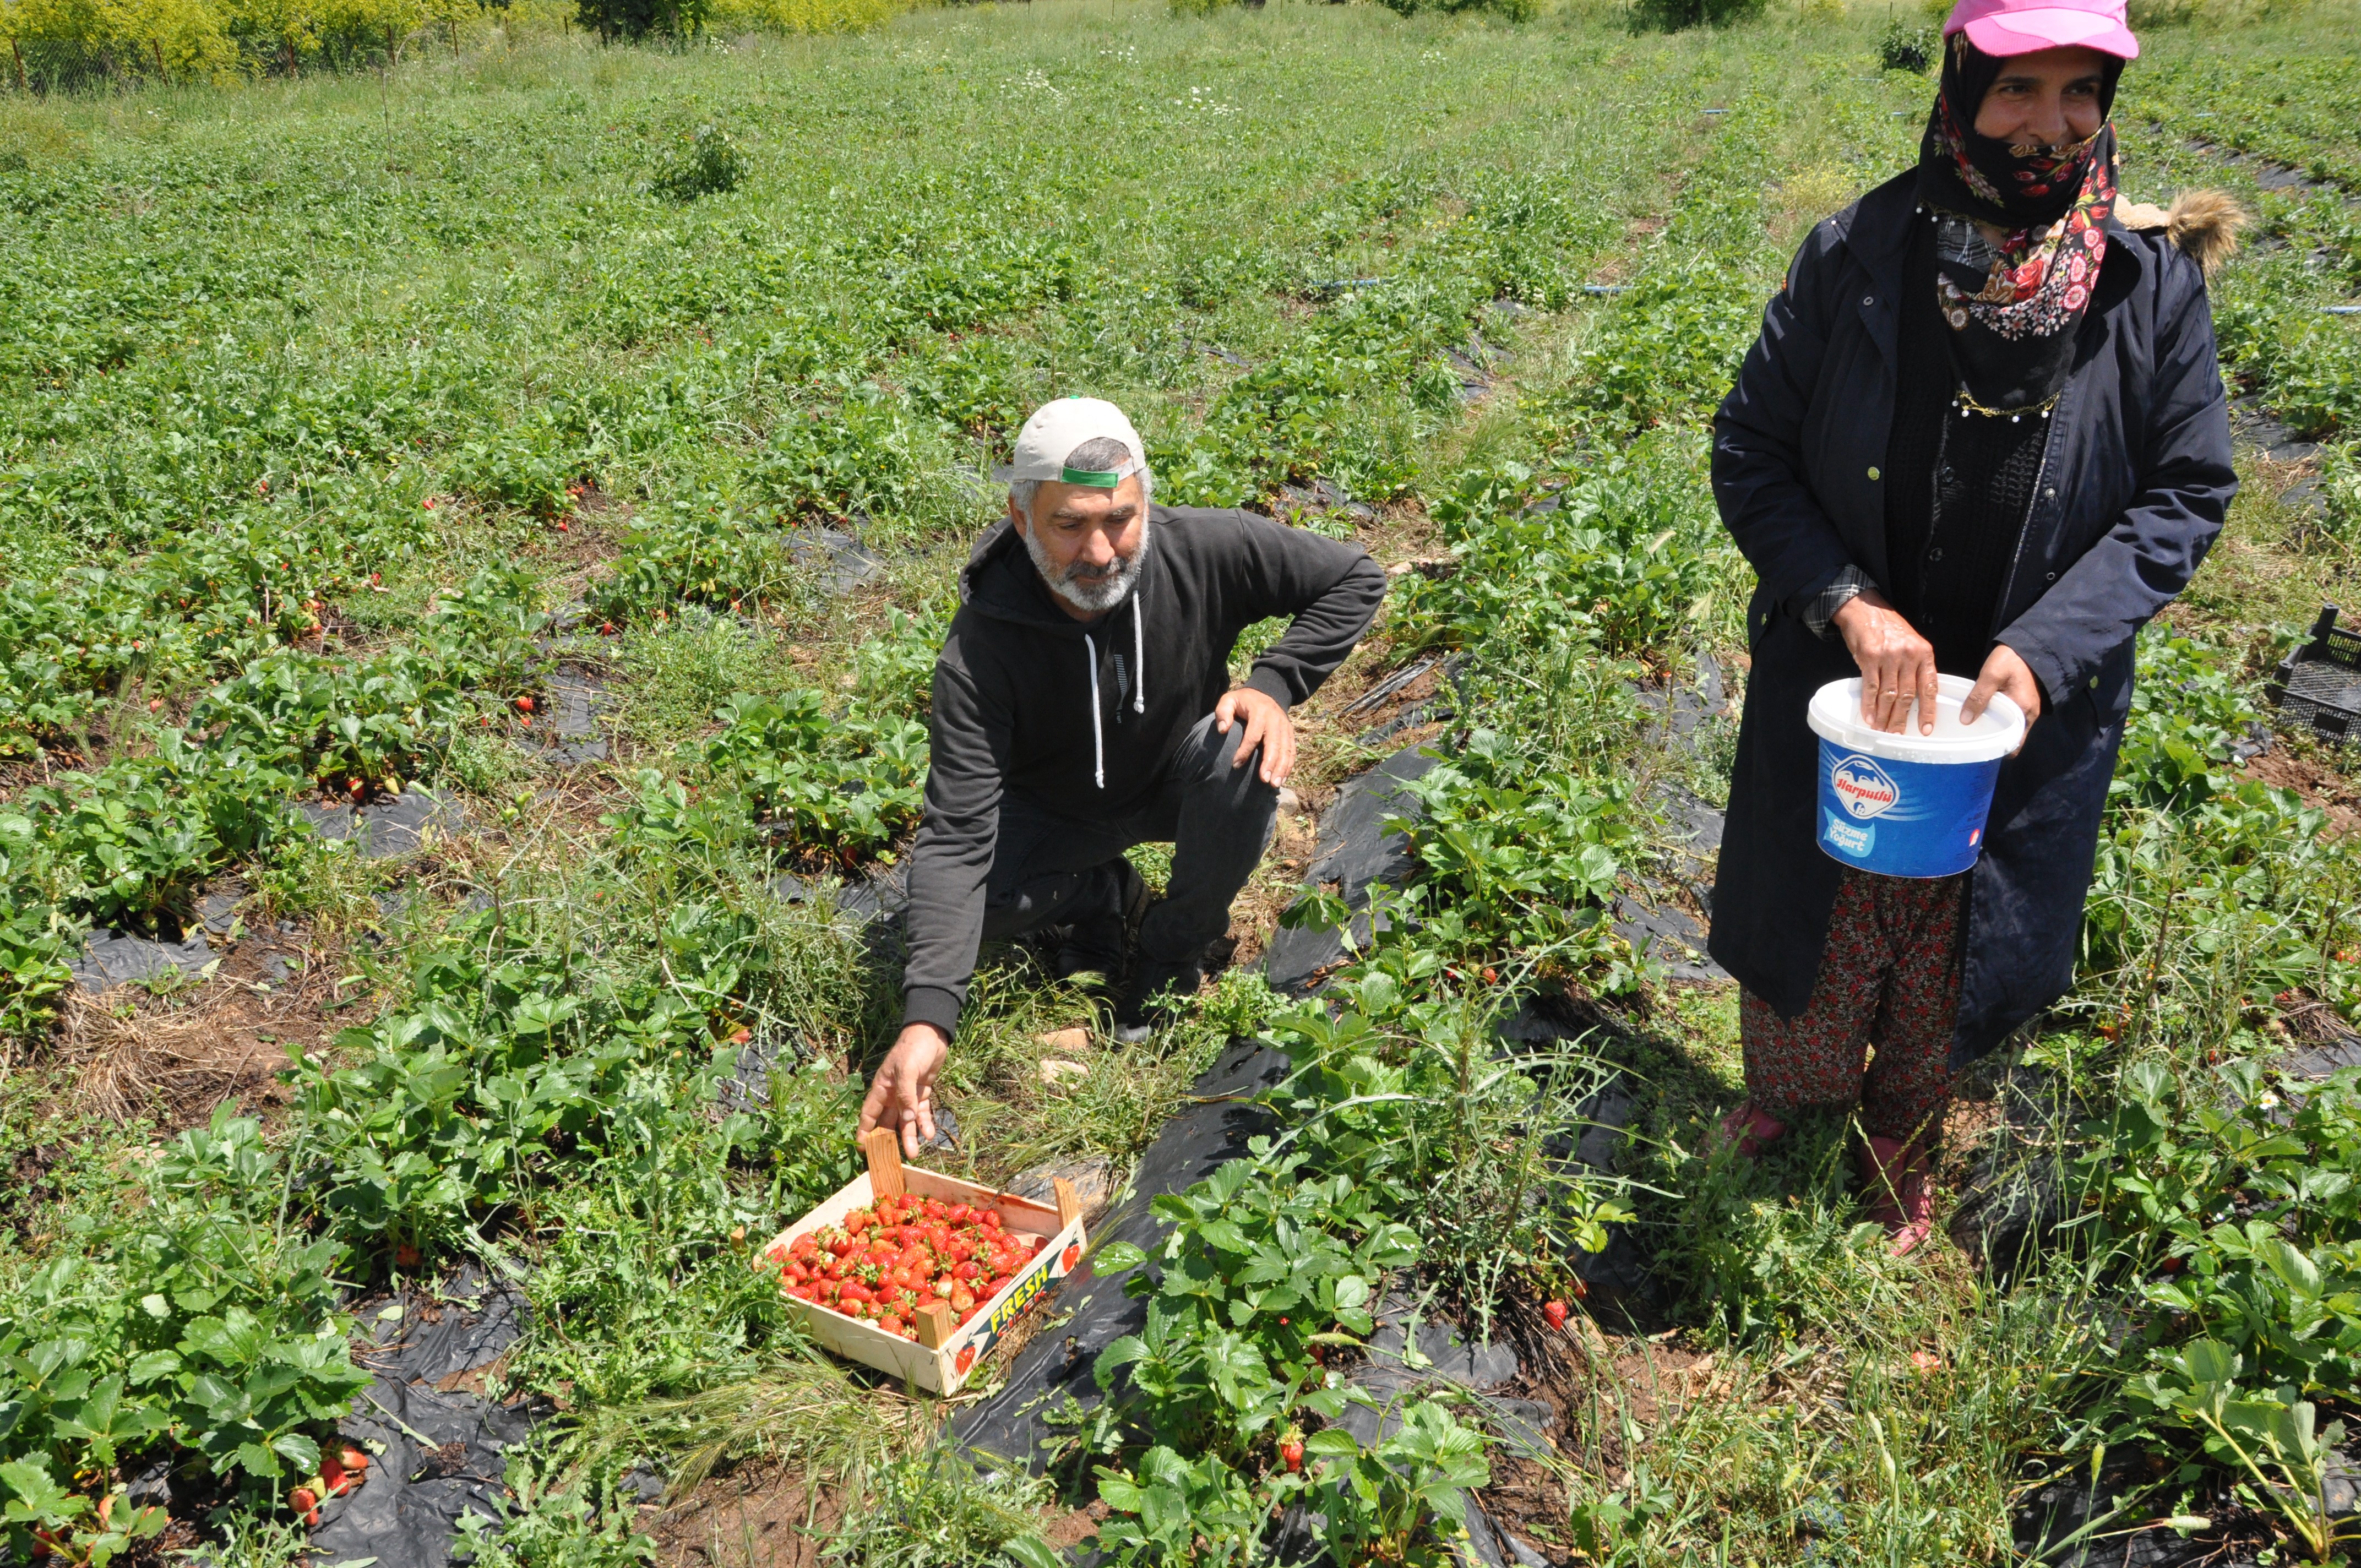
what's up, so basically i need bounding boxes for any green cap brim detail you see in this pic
[1060,466,1124,487]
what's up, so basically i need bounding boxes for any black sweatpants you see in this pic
[980,711,1279,966]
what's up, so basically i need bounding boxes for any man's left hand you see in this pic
[1214,687,1296,786]
[1961,643,2044,754]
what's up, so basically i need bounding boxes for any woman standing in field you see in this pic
[1706,0,2242,1254]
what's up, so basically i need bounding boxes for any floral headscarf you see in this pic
[1916,33,2125,411]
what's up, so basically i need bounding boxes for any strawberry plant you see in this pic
[0,1457,166,1568]
[19,732,297,932]
[2146,1341,2361,1565]
[195,646,475,794]
[0,808,75,1032]
[2212,271,2361,439]
[1410,445,1722,662]
[746,391,929,525]
[2095,1058,2361,1409]
[1090,1446,1269,1566]
[1283,727,1642,991]
[449,420,588,522]
[589,502,798,625]
[0,902,74,1037]
[1091,1153,1406,1461]
[0,1109,372,1562]
[1295,1402,1493,1568]
[700,693,927,864]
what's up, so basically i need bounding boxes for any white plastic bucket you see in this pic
[1807,674,2025,879]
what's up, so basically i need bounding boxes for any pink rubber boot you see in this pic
[1718,1102,1788,1161]
[1859,1135,1935,1257]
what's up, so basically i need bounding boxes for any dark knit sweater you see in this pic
[1883,214,2057,679]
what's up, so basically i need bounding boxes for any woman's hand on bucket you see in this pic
[1961,643,2043,754]
[1833,589,1939,735]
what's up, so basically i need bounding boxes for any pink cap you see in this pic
[1944,0,2139,59]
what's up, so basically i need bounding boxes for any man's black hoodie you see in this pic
[900,504,1386,1037]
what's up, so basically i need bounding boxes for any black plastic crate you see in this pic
[2268,605,2361,743]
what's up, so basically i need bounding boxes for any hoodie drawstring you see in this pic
[1084,633,1105,790]
[1085,591,1145,793]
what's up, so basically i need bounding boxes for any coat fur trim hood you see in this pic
[2115,188,2248,279]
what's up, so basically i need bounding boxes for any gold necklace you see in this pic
[1952,386,2060,422]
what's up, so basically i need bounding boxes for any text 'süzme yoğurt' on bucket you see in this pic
[1806,675,2026,880]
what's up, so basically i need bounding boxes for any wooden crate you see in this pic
[758,1129,1087,1395]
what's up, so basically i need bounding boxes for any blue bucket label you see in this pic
[1823,810,1875,858]
[1814,739,2004,878]
[1829,754,1898,820]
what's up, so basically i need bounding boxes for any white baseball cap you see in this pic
[1007,396,1147,488]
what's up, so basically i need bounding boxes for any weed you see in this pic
[824,1450,1058,1568]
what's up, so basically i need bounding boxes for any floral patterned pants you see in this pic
[1738,867,1968,1145]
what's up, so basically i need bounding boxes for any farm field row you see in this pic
[2,5,2360,1566]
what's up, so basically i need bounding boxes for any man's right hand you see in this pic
[1832,589,1938,736]
[858,1023,950,1157]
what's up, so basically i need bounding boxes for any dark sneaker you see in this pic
[1113,956,1204,1045]
[1055,859,1150,983]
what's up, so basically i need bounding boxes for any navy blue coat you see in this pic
[1706,168,2237,1065]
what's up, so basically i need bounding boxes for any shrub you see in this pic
[649,123,745,202]
[577,0,709,39]
[1630,0,1765,32]
[708,0,906,28]
[1370,0,1538,19]
[1879,19,1935,71]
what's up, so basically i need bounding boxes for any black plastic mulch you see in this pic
[309,1264,551,1568]
[1263,744,1438,995]
[954,1036,1292,1471]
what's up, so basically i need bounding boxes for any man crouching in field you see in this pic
[858,396,1386,1155]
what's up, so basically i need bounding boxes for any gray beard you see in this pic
[1024,518,1150,615]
